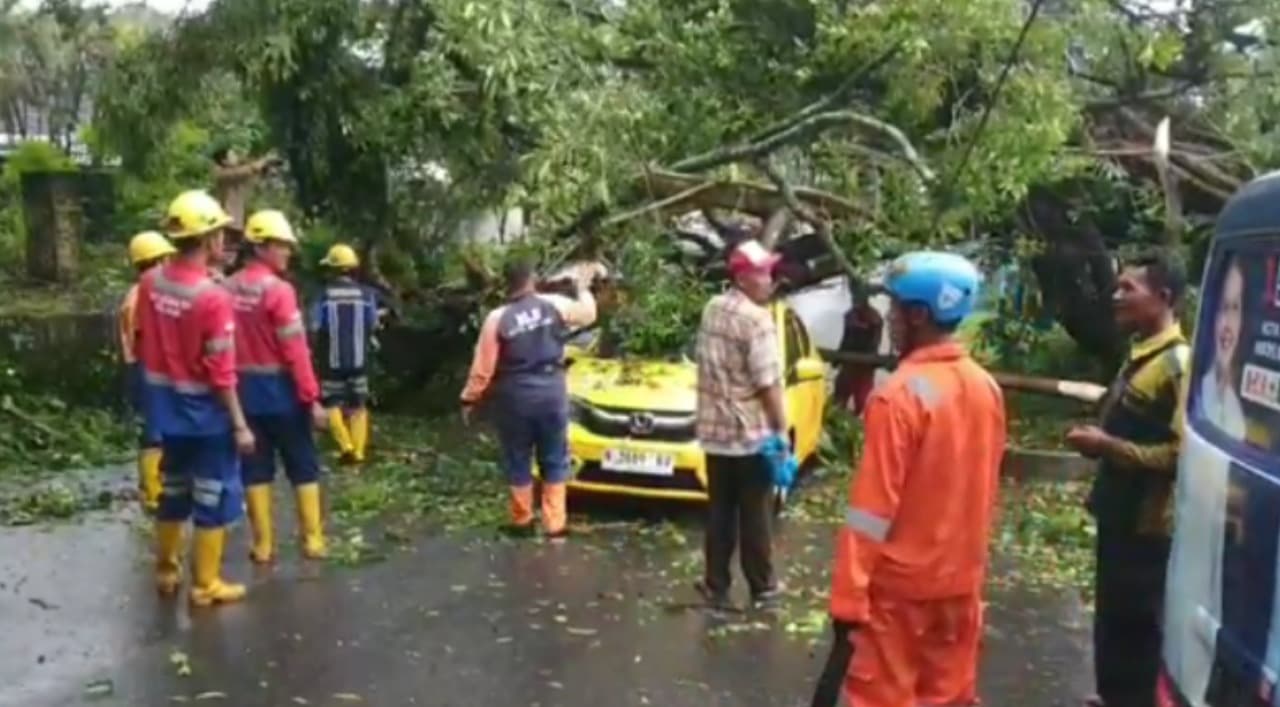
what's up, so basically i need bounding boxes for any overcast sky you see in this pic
[16,0,212,12]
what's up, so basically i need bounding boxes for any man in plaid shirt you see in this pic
[695,239,788,608]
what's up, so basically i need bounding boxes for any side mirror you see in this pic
[795,357,826,382]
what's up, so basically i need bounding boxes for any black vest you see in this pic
[1087,338,1185,535]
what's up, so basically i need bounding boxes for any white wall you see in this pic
[455,208,526,244]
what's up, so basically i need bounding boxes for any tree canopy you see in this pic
[76,0,1280,357]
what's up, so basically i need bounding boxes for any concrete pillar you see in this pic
[21,171,82,284]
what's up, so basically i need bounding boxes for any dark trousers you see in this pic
[494,402,570,486]
[1094,524,1171,707]
[703,453,775,597]
[241,411,321,487]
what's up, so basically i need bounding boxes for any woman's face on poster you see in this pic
[1215,263,1244,373]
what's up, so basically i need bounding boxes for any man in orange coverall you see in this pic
[818,251,1007,707]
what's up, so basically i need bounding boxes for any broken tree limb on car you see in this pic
[745,40,904,150]
[671,110,936,182]
[600,180,720,228]
[632,169,873,223]
[818,350,1107,404]
[553,91,932,243]
[757,159,861,285]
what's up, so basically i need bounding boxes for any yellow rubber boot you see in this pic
[189,527,246,607]
[295,483,327,559]
[138,448,163,513]
[327,408,355,458]
[155,520,185,596]
[350,408,370,463]
[245,484,274,564]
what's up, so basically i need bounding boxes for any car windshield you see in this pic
[566,327,696,362]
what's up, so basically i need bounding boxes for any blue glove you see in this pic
[760,433,788,460]
[759,434,798,499]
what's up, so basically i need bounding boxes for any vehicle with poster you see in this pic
[1160,171,1280,707]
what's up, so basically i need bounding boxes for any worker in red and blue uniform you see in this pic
[311,243,379,464]
[119,231,176,512]
[227,209,328,563]
[137,189,256,607]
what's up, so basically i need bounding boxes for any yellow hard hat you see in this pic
[244,209,298,245]
[128,231,176,265]
[320,243,359,269]
[164,190,232,240]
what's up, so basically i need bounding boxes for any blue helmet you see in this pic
[884,251,982,325]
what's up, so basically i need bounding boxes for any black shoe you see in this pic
[751,587,782,610]
[545,528,570,543]
[694,581,729,609]
[499,523,537,538]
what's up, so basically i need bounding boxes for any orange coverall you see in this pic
[830,341,1006,707]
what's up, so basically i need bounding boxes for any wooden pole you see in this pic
[818,349,1107,404]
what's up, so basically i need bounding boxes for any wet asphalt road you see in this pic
[1,483,1091,707]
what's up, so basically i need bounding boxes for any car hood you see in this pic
[568,356,697,413]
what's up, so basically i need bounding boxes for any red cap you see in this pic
[727,240,781,275]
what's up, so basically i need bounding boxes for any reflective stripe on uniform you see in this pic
[327,301,341,370]
[152,271,214,301]
[192,477,223,507]
[144,370,212,395]
[239,363,284,374]
[845,507,891,542]
[325,286,365,300]
[205,336,233,354]
[227,274,279,297]
[162,475,190,496]
[906,375,939,409]
[322,375,370,400]
[277,318,305,340]
[352,299,366,368]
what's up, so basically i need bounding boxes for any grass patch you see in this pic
[323,415,509,564]
[0,394,133,480]
[0,479,115,525]
[1006,390,1095,451]
[0,243,132,317]
[994,480,1095,604]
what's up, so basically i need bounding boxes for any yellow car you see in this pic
[563,301,828,502]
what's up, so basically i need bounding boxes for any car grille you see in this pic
[573,462,704,492]
[576,403,696,443]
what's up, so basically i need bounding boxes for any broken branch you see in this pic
[757,159,861,285]
[601,181,719,228]
[819,349,1106,403]
[672,110,935,182]
[642,169,873,221]
[746,41,904,146]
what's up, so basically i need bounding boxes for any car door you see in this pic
[779,305,824,458]
[783,309,824,458]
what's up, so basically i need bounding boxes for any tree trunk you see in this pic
[1022,185,1125,366]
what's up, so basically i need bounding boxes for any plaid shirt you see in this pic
[695,289,781,456]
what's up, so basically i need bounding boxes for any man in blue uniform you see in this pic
[311,243,379,464]
[459,259,604,537]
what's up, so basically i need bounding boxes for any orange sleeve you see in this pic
[829,391,918,623]
[459,307,505,405]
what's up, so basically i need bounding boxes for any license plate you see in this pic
[602,449,675,476]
